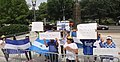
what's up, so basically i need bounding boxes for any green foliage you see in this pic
[38,2,48,21]
[47,0,74,20]
[0,0,29,24]
[0,24,29,36]
[80,0,120,24]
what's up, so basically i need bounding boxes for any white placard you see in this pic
[93,48,120,56]
[77,23,97,39]
[77,23,97,30]
[31,22,43,31]
[39,32,61,39]
[57,21,70,31]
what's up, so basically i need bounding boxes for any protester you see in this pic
[103,36,116,48]
[24,34,32,61]
[44,38,59,62]
[0,35,9,62]
[60,31,70,54]
[81,39,96,55]
[63,36,78,62]
[71,29,77,37]
[100,36,116,62]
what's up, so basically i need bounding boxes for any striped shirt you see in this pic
[103,42,116,48]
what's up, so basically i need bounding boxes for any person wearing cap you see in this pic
[100,36,116,62]
[44,38,59,62]
[0,35,6,48]
[63,36,78,62]
[103,36,116,48]
[24,34,32,61]
[0,35,9,62]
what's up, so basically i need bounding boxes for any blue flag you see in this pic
[4,38,31,54]
[29,38,49,54]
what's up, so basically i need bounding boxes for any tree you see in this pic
[0,0,29,24]
[38,2,48,21]
[80,0,120,24]
[47,0,74,21]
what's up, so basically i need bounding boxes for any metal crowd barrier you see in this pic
[0,49,120,62]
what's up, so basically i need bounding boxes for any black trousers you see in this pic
[48,53,58,62]
[25,51,32,61]
[1,49,9,62]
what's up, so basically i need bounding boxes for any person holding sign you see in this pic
[81,39,96,55]
[44,38,59,62]
[103,36,116,48]
[77,23,97,55]
[100,36,116,62]
[63,36,78,62]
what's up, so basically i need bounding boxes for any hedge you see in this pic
[0,24,29,36]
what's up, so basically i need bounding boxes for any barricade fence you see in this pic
[0,49,119,62]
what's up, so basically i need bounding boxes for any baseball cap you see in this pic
[106,36,112,40]
[67,36,73,39]
[1,35,5,38]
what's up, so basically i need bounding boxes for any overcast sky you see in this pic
[26,0,47,10]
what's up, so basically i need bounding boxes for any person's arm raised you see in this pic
[43,38,48,47]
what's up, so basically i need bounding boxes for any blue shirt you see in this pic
[47,41,58,53]
[103,42,116,48]
[81,39,96,55]
[71,31,76,37]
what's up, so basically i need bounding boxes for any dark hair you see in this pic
[13,36,16,40]
[50,39,54,42]
[67,39,74,43]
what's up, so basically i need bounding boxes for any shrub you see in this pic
[0,24,29,36]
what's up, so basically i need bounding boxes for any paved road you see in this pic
[98,26,120,33]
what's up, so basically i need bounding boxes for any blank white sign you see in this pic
[31,22,43,31]
[39,32,61,39]
[77,23,97,39]
[93,48,120,56]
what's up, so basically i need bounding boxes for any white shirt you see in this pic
[0,40,5,48]
[64,43,78,60]
[94,40,101,48]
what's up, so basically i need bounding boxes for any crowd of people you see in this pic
[0,29,118,62]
